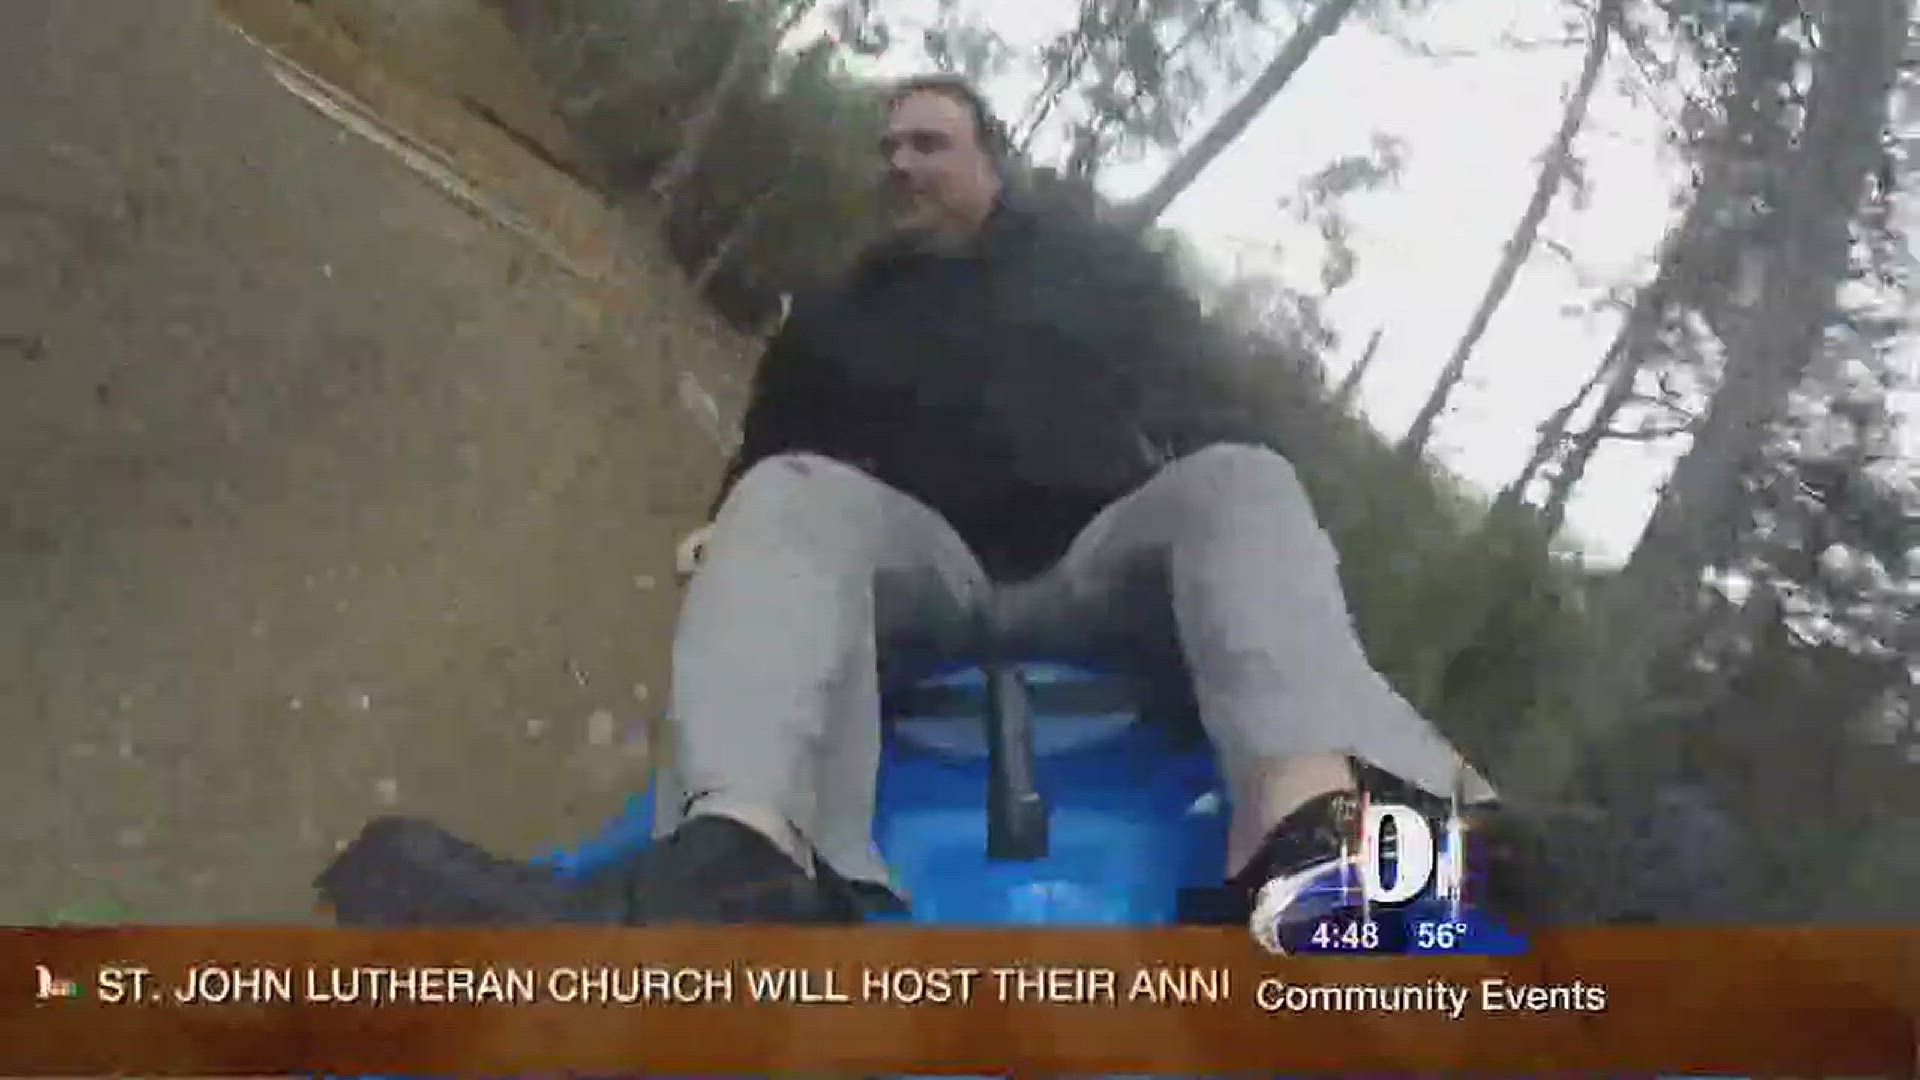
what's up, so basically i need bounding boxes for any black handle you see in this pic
[984,660,1049,861]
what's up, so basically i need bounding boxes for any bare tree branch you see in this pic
[1399,0,1619,458]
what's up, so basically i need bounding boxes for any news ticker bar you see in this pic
[1,927,1915,1074]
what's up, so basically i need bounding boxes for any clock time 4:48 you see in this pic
[1300,915,1408,954]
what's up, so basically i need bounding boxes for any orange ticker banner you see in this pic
[0,927,1916,1074]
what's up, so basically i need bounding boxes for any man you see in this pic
[318,75,1509,929]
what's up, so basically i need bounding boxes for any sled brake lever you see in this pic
[984,660,1049,861]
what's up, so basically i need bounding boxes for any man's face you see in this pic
[880,90,999,242]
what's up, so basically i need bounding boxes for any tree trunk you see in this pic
[1535,274,1682,534]
[1116,0,1363,232]
[1506,0,1795,531]
[1397,0,1616,458]
[1435,3,1807,747]
[1494,339,1616,517]
[1524,147,1773,532]
[1620,0,1900,619]
[1500,0,1910,813]
[1333,327,1385,408]
[1542,349,1651,536]
[651,0,818,214]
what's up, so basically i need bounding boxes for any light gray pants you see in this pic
[655,444,1493,886]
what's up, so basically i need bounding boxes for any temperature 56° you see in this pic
[1414,921,1469,950]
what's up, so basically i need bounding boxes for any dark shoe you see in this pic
[316,816,629,926]
[1346,761,1542,926]
[1183,781,1535,949]
[605,814,864,924]
[848,879,913,919]
[1177,789,1363,935]
[1234,790,1382,952]
[316,814,862,926]
[1236,787,1536,937]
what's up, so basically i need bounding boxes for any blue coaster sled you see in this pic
[532,660,1231,925]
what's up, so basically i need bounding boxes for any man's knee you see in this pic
[1159,442,1313,511]
[717,453,875,525]
[724,452,852,504]
[707,453,884,560]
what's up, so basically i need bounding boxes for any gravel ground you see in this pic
[0,0,749,922]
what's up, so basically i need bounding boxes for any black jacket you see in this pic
[711,193,1254,582]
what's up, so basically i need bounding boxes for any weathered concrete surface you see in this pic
[0,0,751,921]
